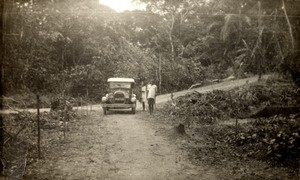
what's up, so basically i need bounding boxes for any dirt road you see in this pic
[156,75,270,104]
[25,110,217,179]
[23,75,271,179]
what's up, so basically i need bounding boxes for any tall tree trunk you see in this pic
[158,55,162,94]
[37,94,41,158]
[86,88,89,99]
[0,0,4,174]
[258,1,263,80]
[61,48,65,69]
[168,13,175,63]
[282,0,295,52]
[167,13,179,86]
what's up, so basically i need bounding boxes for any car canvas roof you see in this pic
[107,78,135,83]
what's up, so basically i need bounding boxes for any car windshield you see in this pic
[109,82,131,89]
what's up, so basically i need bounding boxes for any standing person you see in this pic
[140,81,147,111]
[147,81,157,115]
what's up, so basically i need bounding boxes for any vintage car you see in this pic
[101,78,137,115]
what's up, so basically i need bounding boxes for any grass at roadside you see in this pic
[1,109,86,179]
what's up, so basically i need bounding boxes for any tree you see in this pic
[0,0,4,175]
[2,0,300,98]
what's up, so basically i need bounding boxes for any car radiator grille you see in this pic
[114,93,125,103]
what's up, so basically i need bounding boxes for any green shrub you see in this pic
[165,78,299,124]
[233,116,300,169]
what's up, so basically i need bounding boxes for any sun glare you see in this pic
[99,0,145,12]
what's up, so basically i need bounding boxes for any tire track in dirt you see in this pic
[100,111,215,180]
[25,110,217,179]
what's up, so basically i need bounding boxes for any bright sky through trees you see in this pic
[99,0,145,12]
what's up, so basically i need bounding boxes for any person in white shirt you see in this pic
[140,81,147,111]
[147,81,157,114]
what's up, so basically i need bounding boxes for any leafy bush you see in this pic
[236,78,299,108]
[164,89,252,124]
[164,77,299,124]
[3,93,51,109]
[233,116,300,169]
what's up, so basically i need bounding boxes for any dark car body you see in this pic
[101,78,137,114]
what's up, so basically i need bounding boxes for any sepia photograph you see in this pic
[0,0,299,179]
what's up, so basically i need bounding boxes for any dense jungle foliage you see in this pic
[1,0,300,106]
[162,77,300,170]
[0,1,300,178]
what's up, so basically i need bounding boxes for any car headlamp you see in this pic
[131,97,136,102]
[101,96,107,102]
